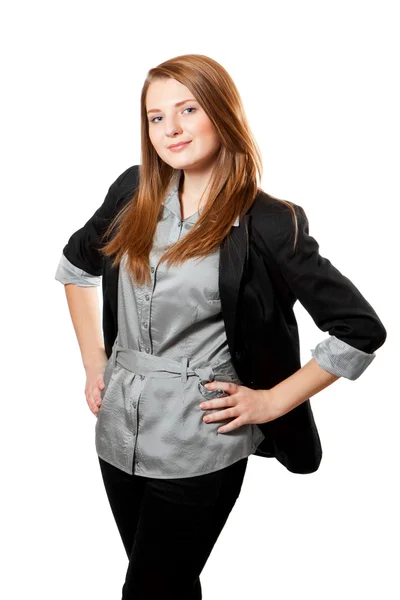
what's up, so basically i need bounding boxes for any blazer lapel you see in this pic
[103,254,120,348]
[219,214,250,355]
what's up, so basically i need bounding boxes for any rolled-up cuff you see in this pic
[54,253,101,286]
[310,335,376,381]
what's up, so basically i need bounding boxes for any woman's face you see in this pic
[146,78,221,170]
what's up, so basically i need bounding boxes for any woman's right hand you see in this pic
[84,354,109,416]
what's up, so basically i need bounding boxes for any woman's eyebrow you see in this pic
[147,99,197,115]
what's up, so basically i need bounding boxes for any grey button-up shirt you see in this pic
[56,171,267,477]
[55,171,376,477]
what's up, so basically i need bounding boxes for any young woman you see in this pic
[55,54,386,599]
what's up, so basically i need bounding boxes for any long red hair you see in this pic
[100,53,298,287]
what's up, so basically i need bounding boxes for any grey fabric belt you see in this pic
[112,343,216,384]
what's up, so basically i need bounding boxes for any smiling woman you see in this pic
[55,52,386,600]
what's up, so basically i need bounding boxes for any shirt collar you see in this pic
[163,169,240,226]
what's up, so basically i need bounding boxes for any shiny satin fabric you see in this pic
[96,341,264,477]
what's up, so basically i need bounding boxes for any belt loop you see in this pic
[181,357,188,383]
[112,342,118,370]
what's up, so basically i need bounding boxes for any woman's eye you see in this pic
[150,107,196,123]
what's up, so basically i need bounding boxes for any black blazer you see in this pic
[62,165,387,475]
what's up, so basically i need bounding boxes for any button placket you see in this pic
[129,375,143,426]
[140,284,152,353]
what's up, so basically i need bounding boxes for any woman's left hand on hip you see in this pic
[199,381,278,433]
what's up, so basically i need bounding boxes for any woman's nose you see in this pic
[164,117,183,137]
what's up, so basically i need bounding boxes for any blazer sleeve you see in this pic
[254,202,387,378]
[60,165,138,276]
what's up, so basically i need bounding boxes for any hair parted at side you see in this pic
[99,53,299,287]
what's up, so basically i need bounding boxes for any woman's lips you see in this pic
[168,141,192,152]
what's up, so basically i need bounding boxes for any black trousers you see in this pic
[98,456,249,600]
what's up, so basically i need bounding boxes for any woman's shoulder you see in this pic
[249,190,307,238]
[113,164,141,210]
[114,164,140,192]
[250,189,303,214]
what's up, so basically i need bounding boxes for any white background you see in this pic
[1,1,398,598]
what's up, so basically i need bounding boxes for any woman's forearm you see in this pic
[64,284,106,370]
[267,358,340,419]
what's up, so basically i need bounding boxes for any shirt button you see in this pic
[143,322,148,329]
[145,348,150,353]
[150,267,155,273]
[145,294,150,301]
